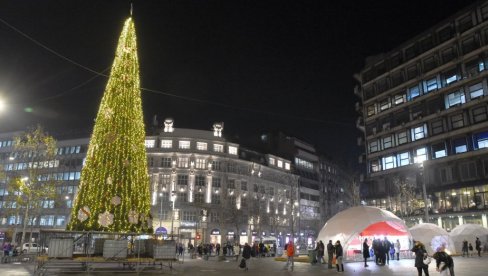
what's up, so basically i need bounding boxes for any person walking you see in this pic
[327,240,334,269]
[383,237,392,265]
[468,243,474,257]
[411,240,429,276]
[395,239,401,260]
[285,240,295,271]
[363,238,370,267]
[317,240,325,264]
[462,240,469,257]
[475,237,482,257]
[335,240,344,272]
[216,243,221,256]
[241,242,251,271]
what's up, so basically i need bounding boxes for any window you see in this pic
[425,77,438,92]
[55,216,66,226]
[432,143,447,159]
[228,146,238,155]
[451,113,465,129]
[369,140,379,153]
[408,85,420,101]
[177,192,188,203]
[194,193,204,203]
[178,157,189,168]
[474,132,488,149]
[473,106,488,123]
[414,147,428,163]
[431,119,444,135]
[453,137,468,154]
[285,163,290,170]
[228,179,235,189]
[182,211,196,222]
[295,157,313,169]
[444,69,458,85]
[406,65,418,80]
[423,56,437,72]
[397,131,408,145]
[397,152,410,166]
[179,141,190,149]
[161,140,172,148]
[211,160,221,170]
[277,160,283,168]
[411,124,427,141]
[382,155,396,170]
[211,194,221,205]
[195,175,206,187]
[177,175,188,186]
[442,47,456,64]
[380,99,390,111]
[367,105,376,117]
[382,136,393,149]
[391,71,403,87]
[161,157,172,168]
[370,160,380,172]
[469,83,484,99]
[269,158,275,165]
[241,181,247,191]
[212,177,221,188]
[196,158,206,169]
[445,91,465,108]
[457,14,473,33]
[213,144,223,152]
[462,36,478,53]
[405,46,417,60]
[394,94,405,105]
[145,140,155,148]
[196,142,207,151]
[40,215,55,226]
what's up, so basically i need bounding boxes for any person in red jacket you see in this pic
[284,240,295,271]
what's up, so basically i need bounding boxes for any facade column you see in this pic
[482,214,488,228]
[458,216,464,226]
[437,217,442,228]
[189,173,195,203]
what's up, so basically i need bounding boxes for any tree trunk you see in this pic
[19,200,30,249]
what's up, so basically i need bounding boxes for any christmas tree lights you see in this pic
[67,17,152,233]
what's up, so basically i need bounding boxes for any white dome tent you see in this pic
[316,206,412,261]
[409,223,456,255]
[450,224,488,253]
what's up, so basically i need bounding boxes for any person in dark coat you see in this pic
[326,240,334,269]
[363,238,370,267]
[372,238,380,264]
[334,240,344,272]
[383,237,392,265]
[316,240,325,264]
[433,245,454,276]
[462,240,469,257]
[411,240,429,276]
[475,237,482,257]
[241,243,252,271]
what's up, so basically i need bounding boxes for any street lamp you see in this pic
[0,97,5,112]
[170,191,177,240]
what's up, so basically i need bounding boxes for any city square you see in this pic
[1,0,488,275]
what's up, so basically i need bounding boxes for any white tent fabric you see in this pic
[409,223,456,255]
[316,206,411,261]
[450,224,488,253]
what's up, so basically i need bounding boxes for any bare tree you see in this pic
[5,126,57,249]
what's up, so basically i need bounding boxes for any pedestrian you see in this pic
[284,240,295,271]
[178,243,184,256]
[395,239,401,260]
[216,243,221,256]
[363,238,370,267]
[317,240,325,264]
[468,243,474,257]
[411,240,429,276]
[241,242,251,271]
[335,240,344,272]
[433,245,454,276]
[373,238,380,264]
[383,237,392,265]
[462,240,468,257]
[475,237,482,257]
[327,240,334,269]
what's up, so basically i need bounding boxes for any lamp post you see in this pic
[159,192,163,228]
[170,191,177,240]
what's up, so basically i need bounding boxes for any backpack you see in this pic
[239,258,246,268]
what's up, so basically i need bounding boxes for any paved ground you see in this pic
[1,254,487,275]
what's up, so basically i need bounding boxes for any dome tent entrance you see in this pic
[409,223,456,255]
[316,206,412,261]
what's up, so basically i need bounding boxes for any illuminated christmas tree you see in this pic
[67,17,152,233]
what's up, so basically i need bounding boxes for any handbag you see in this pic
[423,255,432,265]
[239,258,246,268]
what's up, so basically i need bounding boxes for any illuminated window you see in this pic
[196,158,206,169]
[382,155,396,170]
[295,157,313,170]
[425,77,438,92]
[414,147,428,163]
[470,83,484,99]
[382,136,393,149]
[408,85,420,101]
[145,140,155,148]
[394,94,405,105]
[397,131,408,145]
[453,137,467,154]
[370,160,380,172]
[178,157,189,168]
[269,158,275,165]
[380,99,390,111]
[285,163,290,170]
[369,140,379,153]
[228,146,238,155]
[367,105,376,117]
[432,143,447,159]
[397,152,410,166]
[445,91,465,108]
[161,140,172,148]
[197,142,207,151]
[411,124,427,141]
[179,141,191,149]
[277,160,283,168]
[213,144,224,152]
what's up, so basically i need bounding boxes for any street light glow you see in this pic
[0,98,5,112]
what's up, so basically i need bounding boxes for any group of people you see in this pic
[195,241,240,257]
[412,240,455,276]
[239,241,277,271]
[461,237,483,257]
[362,237,401,266]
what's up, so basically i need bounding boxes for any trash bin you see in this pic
[308,249,317,264]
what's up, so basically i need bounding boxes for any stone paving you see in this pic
[1,254,488,275]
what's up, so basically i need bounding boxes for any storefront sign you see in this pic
[270,232,275,236]
[240,231,247,236]
[251,231,257,236]
[155,227,167,235]
[227,231,235,235]
[180,221,196,227]
[211,229,220,235]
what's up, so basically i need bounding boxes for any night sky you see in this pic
[0,0,476,165]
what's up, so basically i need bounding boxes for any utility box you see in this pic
[153,240,176,260]
[48,238,74,258]
[103,240,128,259]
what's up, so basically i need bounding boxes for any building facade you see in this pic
[356,1,488,230]
[0,121,301,247]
